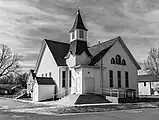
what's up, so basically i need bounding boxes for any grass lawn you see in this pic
[14,102,159,114]
[48,102,159,114]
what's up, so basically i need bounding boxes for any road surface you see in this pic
[0,108,159,120]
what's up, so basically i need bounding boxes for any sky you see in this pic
[0,0,159,74]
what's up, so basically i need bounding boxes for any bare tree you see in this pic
[144,47,159,77]
[0,44,22,78]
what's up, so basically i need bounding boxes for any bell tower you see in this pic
[69,9,88,42]
[65,9,92,68]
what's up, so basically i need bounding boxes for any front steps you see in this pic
[55,94,111,106]
[75,94,111,104]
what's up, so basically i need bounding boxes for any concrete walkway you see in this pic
[14,98,118,107]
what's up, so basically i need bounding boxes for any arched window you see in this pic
[111,58,115,64]
[122,59,126,65]
[116,54,121,64]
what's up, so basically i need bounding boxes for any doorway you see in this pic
[85,77,95,93]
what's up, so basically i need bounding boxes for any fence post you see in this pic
[110,89,112,96]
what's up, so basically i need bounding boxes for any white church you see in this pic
[27,9,141,103]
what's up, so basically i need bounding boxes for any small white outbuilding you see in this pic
[33,77,56,102]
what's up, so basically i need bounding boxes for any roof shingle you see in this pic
[36,77,55,85]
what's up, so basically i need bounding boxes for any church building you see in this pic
[28,9,141,102]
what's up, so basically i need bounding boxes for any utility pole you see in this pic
[98,41,103,95]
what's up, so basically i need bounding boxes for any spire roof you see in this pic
[69,9,88,32]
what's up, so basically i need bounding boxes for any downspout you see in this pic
[98,41,103,94]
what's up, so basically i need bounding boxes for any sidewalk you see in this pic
[14,98,118,107]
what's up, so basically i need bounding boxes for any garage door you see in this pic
[85,77,95,93]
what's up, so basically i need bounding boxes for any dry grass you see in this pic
[24,102,159,114]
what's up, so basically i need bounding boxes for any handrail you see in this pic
[53,87,75,101]
[53,74,76,101]
[100,88,137,99]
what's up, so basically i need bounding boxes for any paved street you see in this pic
[0,108,159,120]
[1,98,159,120]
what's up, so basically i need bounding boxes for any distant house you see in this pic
[28,9,141,102]
[27,69,36,97]
[138,74,159,95]
[0,84,21,95]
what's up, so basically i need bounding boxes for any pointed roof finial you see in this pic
[77,5,80,14]
[69,7,88,32]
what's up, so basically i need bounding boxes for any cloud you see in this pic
[0,0,159,72]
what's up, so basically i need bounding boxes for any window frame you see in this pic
[79,30,84,39]
[116,54,121,64]
[144,82,146,86]
[111,58,115,64]
[49,72,51,77]
[45,73,47,77]
[122,59,126,65]
[72,31,75,39]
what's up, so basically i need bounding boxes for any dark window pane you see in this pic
[109,70,113,87]
[111,58,115,64]
[49,72,51,77]
[69,71,71,87]
[62,71,66,87]
[122,59,126,65]
[125,71,129,88]
[144,82,146,86]
[117,71,121,88]
[116,55,121,64]
[79,30,84,38]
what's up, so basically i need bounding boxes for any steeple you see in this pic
[69,9,88,43]
[69,9,88,32]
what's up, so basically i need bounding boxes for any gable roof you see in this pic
[89,36,141,69]
[89,37,117,56]
[69,9,88,32]
[138,74,159,82]
[34,39,69,73]
[45,39,69,66]
[89,45,113,66]
[36,77,56,85]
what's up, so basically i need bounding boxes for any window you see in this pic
[72,31,75,39]
[109,70,113,87]
[122,59,126,65]
[49,72,51,77]
[144,82,146,86]
[125,71,129,88]
[79,30,84,39]
[62,71,66,87]
[117,71,121,88]
[116,55,121,64]
[45,73,47,77]
[42,74,44,77]
[111,58,115,64]
[69,71,71,87]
